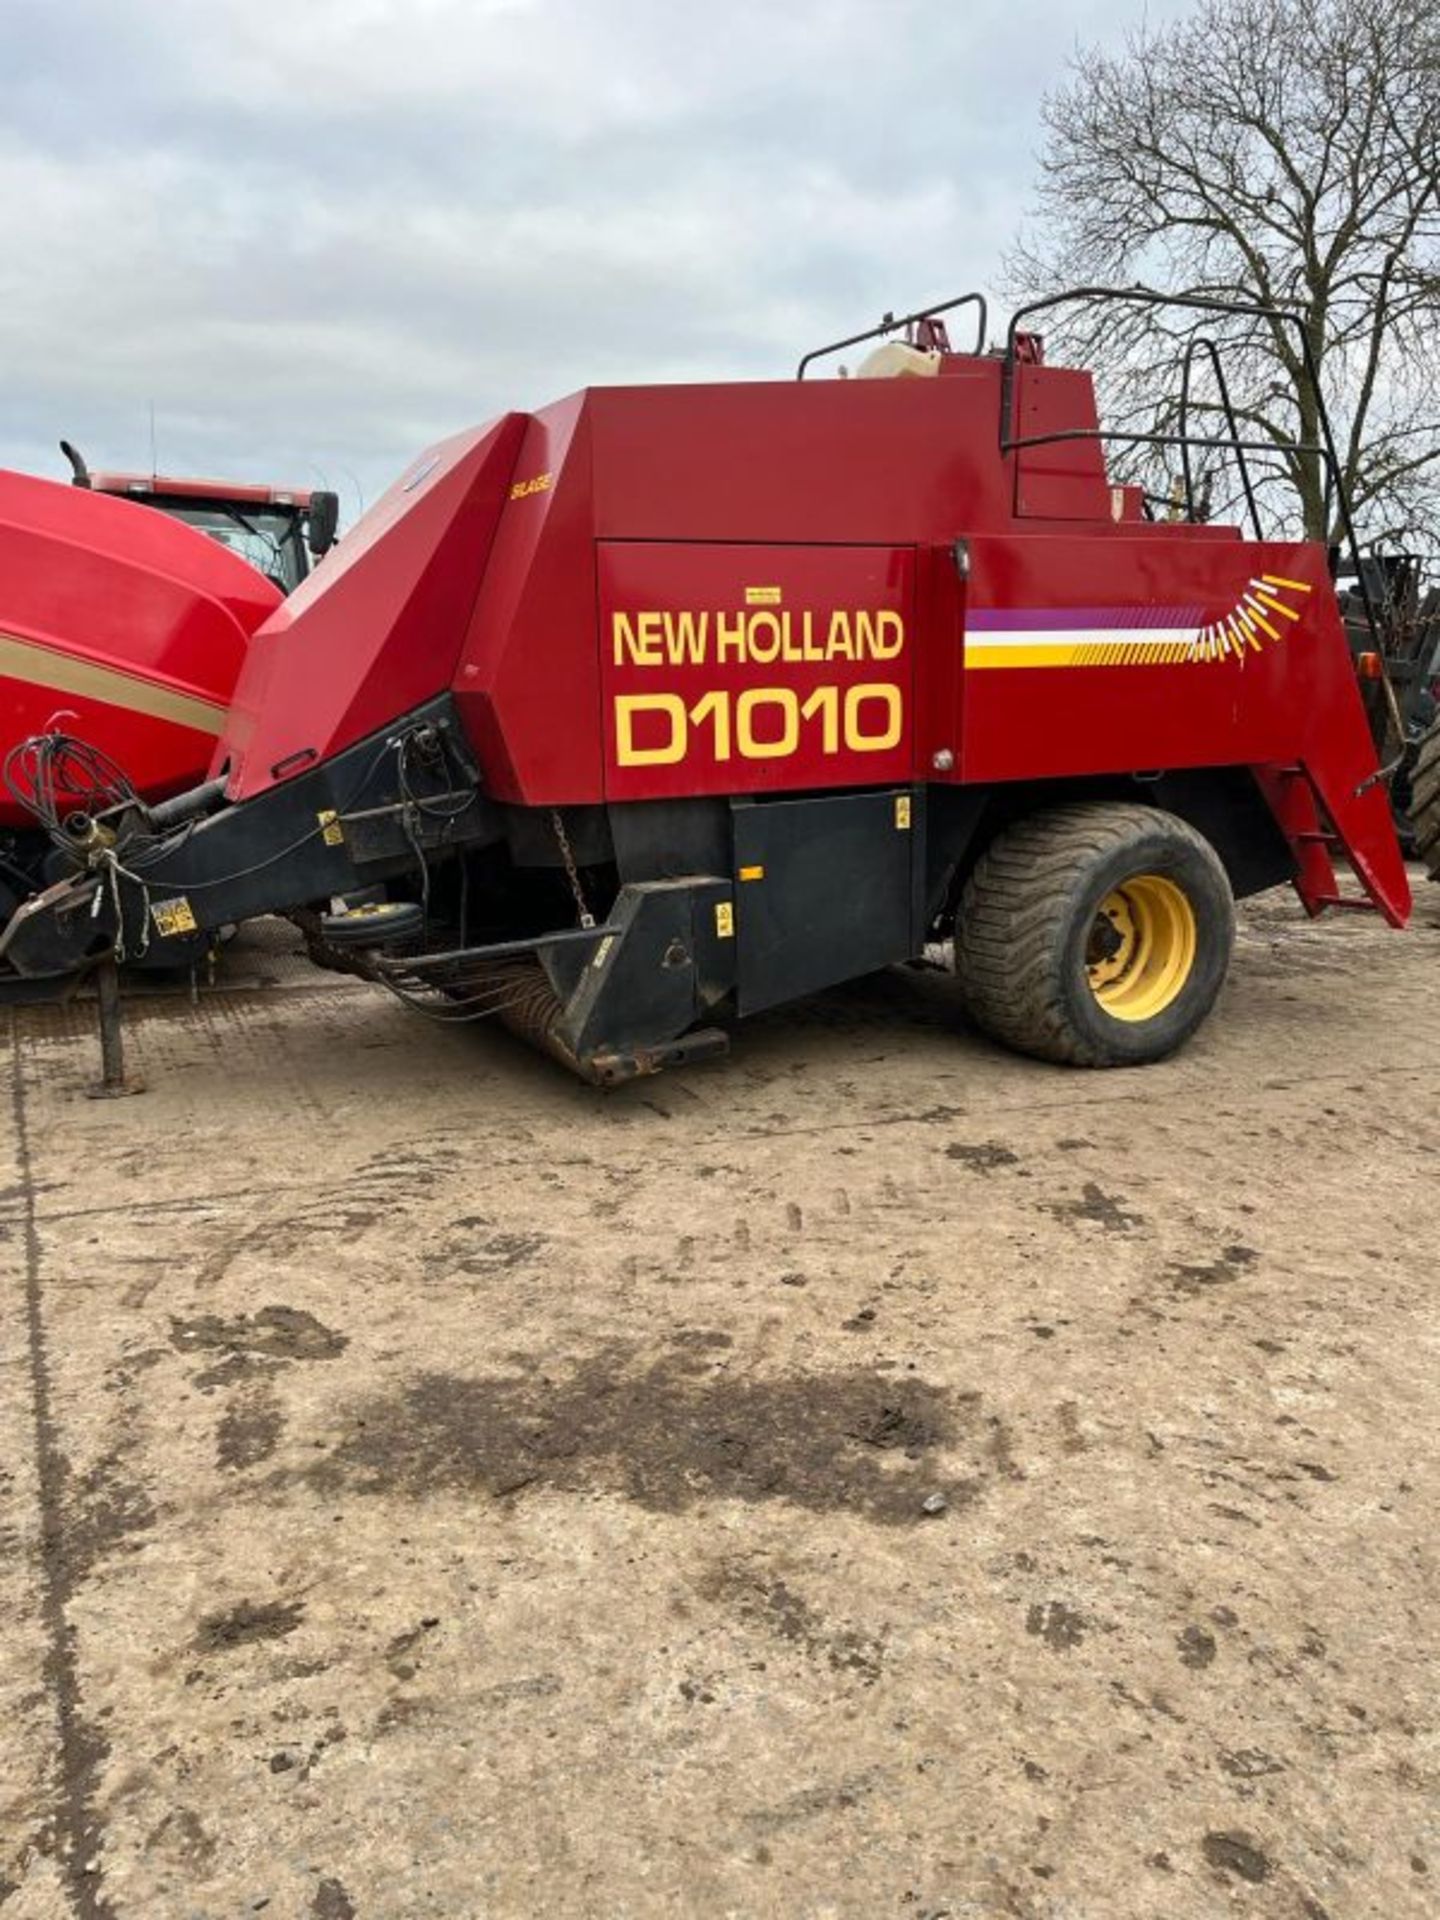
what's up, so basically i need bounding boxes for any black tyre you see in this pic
[955,801,1235,1067]
[319,899,425,950]
[1409,716,1440,880]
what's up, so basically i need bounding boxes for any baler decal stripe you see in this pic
[965,575,1314,668]
[1254,588,1299,620]
[965,627,1202,670]
[0,631,227,736]
[1242,597,1280,641]
[968,605,1206,632]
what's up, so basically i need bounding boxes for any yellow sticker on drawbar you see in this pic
[317,809,345,846]
[151,897,198,938]
[715,902,735,938]
[895,795,912,830]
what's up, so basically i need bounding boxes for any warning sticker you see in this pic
[151,897,198,938]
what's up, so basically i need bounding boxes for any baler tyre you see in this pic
[1408,716,1440,879]
[955,802,1234,1068]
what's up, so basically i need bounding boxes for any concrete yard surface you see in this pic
[2,883,1438,1919]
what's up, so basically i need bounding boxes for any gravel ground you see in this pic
[2,880,1437,1920]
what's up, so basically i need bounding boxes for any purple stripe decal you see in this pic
[969,605,1207,632]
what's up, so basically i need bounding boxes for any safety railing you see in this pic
[796,292,988,380]
[1178,335,1263,542]
[998,285,1353,550]
[997,285,1398,767]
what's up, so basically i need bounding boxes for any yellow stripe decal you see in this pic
[1242,598,1279,641]
[1254,588,1300,620]
[0,631,227,735]
[966,643,1100,670]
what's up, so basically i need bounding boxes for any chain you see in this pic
[550,809,595,929]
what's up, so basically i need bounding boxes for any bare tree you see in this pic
[1008,0,1440,550]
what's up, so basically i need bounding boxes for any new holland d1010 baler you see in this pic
[0,289,1411,1080]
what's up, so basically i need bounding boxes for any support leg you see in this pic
[86,960,145,1099]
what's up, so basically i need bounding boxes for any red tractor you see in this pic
[60,441,339,596]
[0,289,1412,1076]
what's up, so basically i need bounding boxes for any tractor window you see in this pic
[157,502,308,594]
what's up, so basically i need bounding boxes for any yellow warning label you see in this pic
[744,585,782,606]
[151,897,198,938]
[715,902,735,939]
[895,795,912,830]
[317,809,345,846]
[738,864,765,882]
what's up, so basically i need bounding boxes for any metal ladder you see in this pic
[1263,762,1383,915]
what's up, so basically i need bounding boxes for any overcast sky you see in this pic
[0,0,1184,518]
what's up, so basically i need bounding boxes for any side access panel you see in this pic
[598,542,914,801]
[961,533,1348,781]
[732,789,916,1015]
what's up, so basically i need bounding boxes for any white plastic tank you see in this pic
[853,341,942,379]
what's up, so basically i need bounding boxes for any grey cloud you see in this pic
[1,0,1181,515]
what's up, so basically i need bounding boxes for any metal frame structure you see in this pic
[1177,336,1263,542]
[796,293,988,380]
[997,285,1403,766]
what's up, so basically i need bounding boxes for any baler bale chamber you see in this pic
[0,288,1411,1081]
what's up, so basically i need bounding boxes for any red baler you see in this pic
[0,291,1410,1076]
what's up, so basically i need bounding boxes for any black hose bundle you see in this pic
[2,730,139,851]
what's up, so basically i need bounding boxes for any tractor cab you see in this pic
[59,441,339,596]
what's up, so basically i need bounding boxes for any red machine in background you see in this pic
[60,441,339,596]
[0,471,282,934]
[0,289,1413,1074]
[0,450,338,948]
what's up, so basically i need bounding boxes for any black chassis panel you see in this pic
[731,788,920,1016]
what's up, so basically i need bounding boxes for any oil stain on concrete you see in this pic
[305,1340,973,1524]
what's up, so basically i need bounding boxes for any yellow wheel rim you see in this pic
[1085,874,1197,1022]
